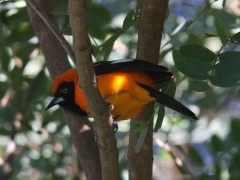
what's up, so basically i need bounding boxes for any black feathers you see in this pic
[138,83,198,120]
[94,59,173,87]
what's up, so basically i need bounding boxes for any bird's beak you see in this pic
[46,97,65,110]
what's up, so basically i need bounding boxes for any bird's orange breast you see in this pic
[75,71,157,121]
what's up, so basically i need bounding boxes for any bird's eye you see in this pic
[63,88,67,93]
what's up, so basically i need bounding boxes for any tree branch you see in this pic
[128,0,169,179]
[26,1,102,179]
[68,0,119,180]
[25,0,76,63]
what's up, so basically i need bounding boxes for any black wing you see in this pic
[138,83,198,120]
[94,59,173,88]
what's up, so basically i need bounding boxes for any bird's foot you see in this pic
[113,122,118,133]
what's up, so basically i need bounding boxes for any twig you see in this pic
[68,0,119,179]
[25,0,76,64]
[161,1,215,49]
[153,136,198,179]
[206,39,230,82]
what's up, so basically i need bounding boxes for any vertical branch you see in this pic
[26,0,102,179]
[128,0,169,179]
[68,0,119,180]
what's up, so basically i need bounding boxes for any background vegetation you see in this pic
[0,0,240,179]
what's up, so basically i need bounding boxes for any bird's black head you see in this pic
[46,82,87,115]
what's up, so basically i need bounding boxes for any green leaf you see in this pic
[87,3,111,39]
[122,9,139,30]
[133,120,147,134]
[61,26,72,35]
[230,119,240,143]
[15,43,37,60]
[153,79,175,132]
[51,7,67,16]
[173,48,213,80]
[216,51,240,74]
[180,44,215,62]
[8,23,34,42]
[10,67,23,91]
[215,16,229,38]
[222,0,227,8]
[229,153,240,176]
[188,147,204,165]
[88,4,111,24]
[231,32,240,44]
[162,79,176,97]
[210,72,239,87]
[215,163,221,180]
[210,51,240,87]
[211,135,224,152]
[135,125,148,153]
[154,105,165,132]
[101,31,123,60]
[1,47,12,72]
[189,80,210,92]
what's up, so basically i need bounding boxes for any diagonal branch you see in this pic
[26,0,101,179]
[128,0,169,179]
[68,0,119,179]
[25,0,76,63]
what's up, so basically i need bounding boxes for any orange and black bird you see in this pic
[46,59,198,121]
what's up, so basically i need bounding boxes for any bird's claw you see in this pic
[107,103,114,111]
[113,122,118,133]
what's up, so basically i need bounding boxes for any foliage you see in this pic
[0,0,240,179]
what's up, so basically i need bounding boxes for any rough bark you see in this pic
[26,1,102,179]
[68,0,119,180]
[128,0,169,179]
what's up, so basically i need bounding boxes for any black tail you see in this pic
[138,84,198,120]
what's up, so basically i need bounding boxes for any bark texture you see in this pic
[68,0,119,179]
[26,0,102,179]
[128,0,169,179]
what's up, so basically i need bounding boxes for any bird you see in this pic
[46,59,198,121]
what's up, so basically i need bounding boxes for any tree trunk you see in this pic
[26,0,102,179]
[128,0,169,179]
